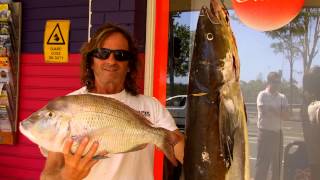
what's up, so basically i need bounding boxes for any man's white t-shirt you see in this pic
[256,89,288,132]
[43,87,178,180]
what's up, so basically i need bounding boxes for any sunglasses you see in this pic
[88,48,133,61]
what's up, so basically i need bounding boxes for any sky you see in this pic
[172,10,320,87]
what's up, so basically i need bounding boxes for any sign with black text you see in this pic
[44,20,70,63]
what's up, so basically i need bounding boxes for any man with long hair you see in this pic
[40,24,184,180]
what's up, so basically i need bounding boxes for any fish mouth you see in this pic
[19,123,55,151]
[20,120,32,130]
[19,123,40,145]
[200,6,220,25]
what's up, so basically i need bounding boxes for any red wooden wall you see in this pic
[0,54,82,179]
[0,0,89,178]
[0,0,149,179]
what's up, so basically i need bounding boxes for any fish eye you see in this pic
[46,111,55,118]
[207,33,214,41]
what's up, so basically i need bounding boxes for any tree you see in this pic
[265,8,320,111]
[299,8,320,74]
[240,77,302,104]
[168,12,191,97]
[266,8,320,74]
[265,23,299,111]
[240,79,265,103]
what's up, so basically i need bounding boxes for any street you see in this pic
[170,106,307,179]
[247,115,305,180]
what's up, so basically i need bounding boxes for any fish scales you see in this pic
[71,95,149,129]
[68,95,162,150]
[20,94,178,165]
[183,0,249,179]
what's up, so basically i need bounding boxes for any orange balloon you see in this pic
[231,0,304,31]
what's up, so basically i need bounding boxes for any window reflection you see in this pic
[166,5,320,180]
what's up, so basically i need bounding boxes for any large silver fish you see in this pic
[183,0,250,179]
[19,94,178,165]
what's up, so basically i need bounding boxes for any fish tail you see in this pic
[154,128,179,166]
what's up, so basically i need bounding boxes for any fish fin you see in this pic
[219,98,236,169]
[156,129,180,166]
[125,144,148,152]
[164,129,181,146]
[86,94,154,127]
[109,97,154,127]
[92,155,109,160]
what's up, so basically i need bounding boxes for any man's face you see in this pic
[269,78,281,91]
[91,32,130,91]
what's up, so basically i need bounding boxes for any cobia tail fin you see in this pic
[154,128,180,166]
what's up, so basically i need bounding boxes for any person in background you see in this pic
[255,72,289,180]
[303,65,320,180]
[40,23,185,180]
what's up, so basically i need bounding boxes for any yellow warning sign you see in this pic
[44,20,70,63]
[47,24,65,45]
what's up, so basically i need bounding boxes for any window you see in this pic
[166,1,320,179]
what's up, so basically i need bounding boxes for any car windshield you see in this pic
[166,96,186,107]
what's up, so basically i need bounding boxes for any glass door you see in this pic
[165,0,320,179]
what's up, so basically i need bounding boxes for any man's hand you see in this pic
[40,137,107,180]
[60,137,107,180]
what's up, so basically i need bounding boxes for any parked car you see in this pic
[166,95,187,132]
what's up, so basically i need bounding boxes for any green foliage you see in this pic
[240,79,265,103]
[167,12,191,96]
[278,79,302,104]
[240,77,302,104]
[264,8,320,106]
[166,83,188,97]
[172,22,191,77]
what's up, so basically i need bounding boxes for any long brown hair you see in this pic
[80,23,139,96]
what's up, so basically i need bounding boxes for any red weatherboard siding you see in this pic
[0,0,149,178]
[0,54,82,179]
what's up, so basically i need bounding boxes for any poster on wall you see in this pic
[0,2,21,145]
